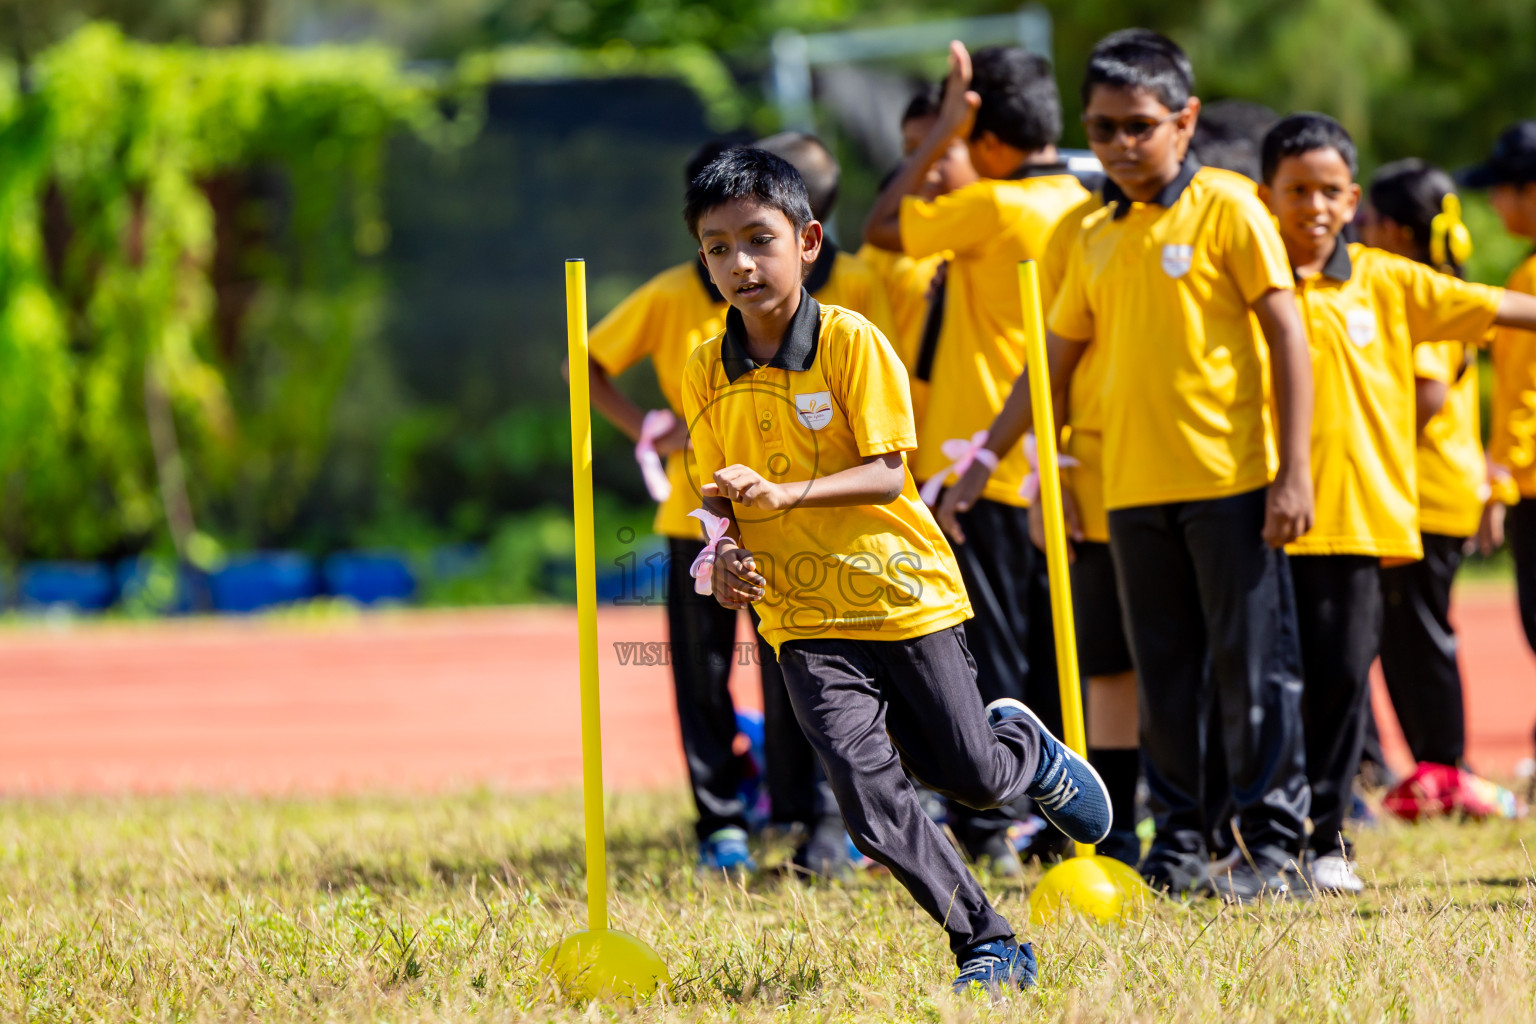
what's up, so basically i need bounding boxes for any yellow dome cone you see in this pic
[1016,261,1151,926]
[543,259,669,1000]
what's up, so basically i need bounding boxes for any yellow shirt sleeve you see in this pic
[681,349,726,495]
[899,184,1001,260]
[828,316,919,457]
[1047,233,1095,342]
[1393,258,1503,346]
[1413,340,1459,383]
[588,280,658,376]
[1218,191,1295,304]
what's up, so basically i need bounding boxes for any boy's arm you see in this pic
[936,331,1085,542]
[863,41,978,252]
[1251,288,1315,547]
[704,452,906,511]
[1495,289,1536,331]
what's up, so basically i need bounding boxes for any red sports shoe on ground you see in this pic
[1381,763,1524,822]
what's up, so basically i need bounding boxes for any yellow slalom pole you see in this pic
[1016,260,1091,860]
[1018,260,1149,926]
[542,259,667,1001]
[565,257,609,931]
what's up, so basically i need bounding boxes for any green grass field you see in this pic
[3,789,1534,1022]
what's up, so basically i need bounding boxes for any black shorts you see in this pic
[1071,541,1133,678]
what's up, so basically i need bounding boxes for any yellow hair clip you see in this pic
[1430,192,1474,270]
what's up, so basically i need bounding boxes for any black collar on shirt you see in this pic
[720,289,821,383]
[1007,159,1106,193]
[1104,155,1201,219]
[693,257,724,304]
[803,238,839,295]
[1316,239,1353,282]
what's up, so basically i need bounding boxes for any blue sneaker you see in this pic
[986,698,1112,846]
[952,939,1037,995]
[698,827,756,876]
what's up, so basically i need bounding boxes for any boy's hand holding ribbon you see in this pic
[688,508,765,610]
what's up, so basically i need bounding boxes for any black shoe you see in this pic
[1096,828,1142,868]
[1140,846,1210,899]
[791,822,853,881]
[1017,823,1073,865]
[1208,848,1311,905]
[962,831,1024,878]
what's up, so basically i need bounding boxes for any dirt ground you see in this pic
[1,585,1532,794]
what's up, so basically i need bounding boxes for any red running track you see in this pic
[0,587,1532,795]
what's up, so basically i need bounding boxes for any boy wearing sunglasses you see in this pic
[946,30,1316,902]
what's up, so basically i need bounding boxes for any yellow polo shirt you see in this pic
[900,170,1090,506]
[1286,244,1501,559]
[812,249,896,346]
[681,292,972,653]
[1490,254,1536,498]
[589,261,726,539]
[856,242,944,429]
[1415,342,1487,539]
[1049,160,1295,510]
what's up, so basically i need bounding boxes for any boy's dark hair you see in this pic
[1190,100,1277,181]
[965,46,1062,153]
[1081,30,1193,111]
[685,140,736,189]
[902,85,941,125]
[755,131,839,220]
[1369,159,1462,269]
[684,146,815,241]
[1260,112,1358,184]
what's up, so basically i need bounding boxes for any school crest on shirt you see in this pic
[1346,309,1377,347]
[1161,244,1194,278]
[794,391,834,430]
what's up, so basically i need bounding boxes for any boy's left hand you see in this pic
[1263,465,1314,548]
[704,465,790,511]
[937,40,981,141]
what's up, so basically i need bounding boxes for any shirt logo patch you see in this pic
[794,391,834,430]
[1161,244,1194,279]
[1346,309,1377,347]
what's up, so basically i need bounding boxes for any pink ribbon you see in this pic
[919,430,1000,506]
[1018,433,1080,503]
[635,409,678,503]
[687,508,731,595]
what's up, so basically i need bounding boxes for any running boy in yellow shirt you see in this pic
[681,145,1109,992]
[942,31,1316,902]
[1460,121,1536,771]
[577,143,845,878]
[862,42,1093,870]
[1258,113,1536,892]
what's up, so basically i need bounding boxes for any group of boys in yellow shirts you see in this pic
[580,24,1536,929]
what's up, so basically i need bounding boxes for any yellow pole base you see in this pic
[1027,855,1154,927]
[541,929,671,1003]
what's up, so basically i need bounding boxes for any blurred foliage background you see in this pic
[0,0,1532,602]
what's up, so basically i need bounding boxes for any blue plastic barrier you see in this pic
[17,562,117,611]
[209,553,319,613]
[322,552,417,605]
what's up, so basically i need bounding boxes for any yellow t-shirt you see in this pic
[1416,341,1487,539]
[1490,254,1536,498]
[588,261,726,539]
[1286,244,1501,559]
[813,249,896,347]
[1049,162,1294,510]
[681,293,972,653]
[900,172,1090,506]
[855,242,944,430]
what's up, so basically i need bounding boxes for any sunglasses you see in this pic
[1082,111,1182,145]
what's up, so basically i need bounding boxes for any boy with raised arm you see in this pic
[681,145,1109,992]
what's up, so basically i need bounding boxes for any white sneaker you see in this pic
[1308,852,1364,894]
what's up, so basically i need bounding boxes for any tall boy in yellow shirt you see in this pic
[1257,114,1536,892]
[1460,121,1536,771]
[943,32,1316,902]
[681,146,1109,992]
[863,42,1092,869]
